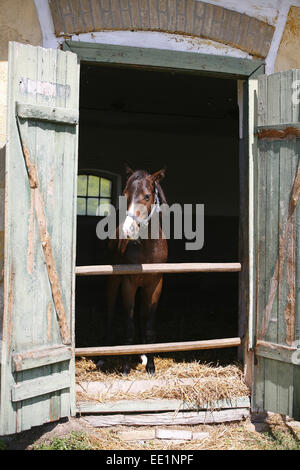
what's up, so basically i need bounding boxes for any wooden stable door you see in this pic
[0,42,79,435]
[2,41,300,435]
[251,71,300,420]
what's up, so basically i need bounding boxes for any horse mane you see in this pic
[156,181,167,205]
[123,170,148,193]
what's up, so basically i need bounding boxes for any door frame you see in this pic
[64,39,265,379]
[63,41,263,80]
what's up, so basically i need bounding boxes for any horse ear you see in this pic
[124,162,134,177]
[151,167,166,183]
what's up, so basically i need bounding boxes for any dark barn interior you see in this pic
[75,62,240,365]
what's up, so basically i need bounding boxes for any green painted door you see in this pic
[252,71,300,419]
[0,42,79,435]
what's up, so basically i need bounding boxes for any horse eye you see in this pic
[144,194,150,201]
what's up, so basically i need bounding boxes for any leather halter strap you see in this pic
[126,184,161,227]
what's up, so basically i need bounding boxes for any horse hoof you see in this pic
[146,365,155,376]
[96,358,105,370]
[122,365,131,376]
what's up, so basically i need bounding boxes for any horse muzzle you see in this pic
[122,216,140,240]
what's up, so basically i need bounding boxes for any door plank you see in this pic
[12,371,70,402]
[0,43,79,435]
[12,345,71,371]
[253,70,300,420]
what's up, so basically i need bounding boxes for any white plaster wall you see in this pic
[34,0,300,74]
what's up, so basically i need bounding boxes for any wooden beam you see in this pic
[77,397,250,414]
[83,408,250,427]
[76,262,242,276]
[256,340,299,365]
[12,345,72,372]
[16,102,78,125]
[11,371,70,402]
[75,337,241,357]
[65,41,264,79]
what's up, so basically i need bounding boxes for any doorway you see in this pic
[75,61,240,365]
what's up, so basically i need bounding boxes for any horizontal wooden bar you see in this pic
[76,262,242,276]
[76,396,250,414]
[16,102,78,124]
[65,41,264,79]
[83,408,250,427]
[256,340,297,351]
[11,371,70,402]
[75,337,241,357]
[256,340,300,365]
[12,345,72,372]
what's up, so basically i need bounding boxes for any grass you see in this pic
[33,431,97,451]
[29,414,300,451]
[250,429,300,451]
[0,440,7,450]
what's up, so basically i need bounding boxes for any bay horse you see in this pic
[100,165,168,375]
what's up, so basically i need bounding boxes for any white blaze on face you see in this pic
[123,201,139,239]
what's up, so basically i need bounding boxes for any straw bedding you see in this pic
[76,357,250,405]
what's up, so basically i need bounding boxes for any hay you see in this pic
[76,357,250,406]
[94,422,253,450]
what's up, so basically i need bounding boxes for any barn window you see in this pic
[77,172,112,216]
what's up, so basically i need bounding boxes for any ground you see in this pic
[1,413,300,451]
[1,358,299,451]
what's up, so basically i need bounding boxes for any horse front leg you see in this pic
[97,275,120,370]
[121,277,137,375]
[140,276,163,375]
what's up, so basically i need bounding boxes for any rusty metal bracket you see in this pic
[256,123,300,140]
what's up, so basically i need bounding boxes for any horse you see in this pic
[100,165,168,375]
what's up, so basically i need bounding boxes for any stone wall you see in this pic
[275,6,300,72]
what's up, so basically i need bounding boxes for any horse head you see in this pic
[122,164,166,240]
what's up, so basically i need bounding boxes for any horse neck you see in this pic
[116,216,164,257]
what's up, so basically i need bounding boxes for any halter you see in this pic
[126,184,161,227]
